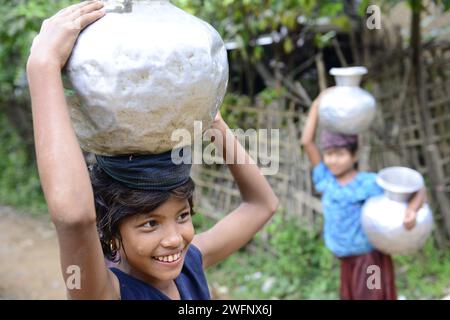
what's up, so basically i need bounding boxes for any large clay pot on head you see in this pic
[65,0,229,156]
[319,66,376,135]
[361,167,434,255]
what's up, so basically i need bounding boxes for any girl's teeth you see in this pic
[154,252,181,262]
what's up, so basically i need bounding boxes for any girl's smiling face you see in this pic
[323,147,358,178]
[117,196,195,287]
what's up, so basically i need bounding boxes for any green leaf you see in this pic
[319,2,344,17]
[283,37,294,54]
[443,0,450,10]
[314,31,336,49]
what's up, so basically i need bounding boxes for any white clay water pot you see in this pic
[319,66,376,135]
[65,0,229,155]
[361,167,434,255]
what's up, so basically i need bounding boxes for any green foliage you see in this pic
[172,0,350,63]
[0,112,46,214]
[220,93,252,129]
[206,213,341,299]
[394,237,450,299]
[191,209,216,231]
[0,0,72,213]
[257,87,286,105]
[0,0,72,105]
[314,30,337,49]
[444,0,450,10]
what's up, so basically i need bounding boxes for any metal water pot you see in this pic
[65,0,229,155]
[361,167,434,255]
[319,66,376,134]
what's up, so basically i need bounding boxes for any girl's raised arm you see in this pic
[300,95,323,167]
[192,113,279,268]
[27,1,118,299]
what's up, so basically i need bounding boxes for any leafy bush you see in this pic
[0,1,73,215]
[394,237,450,299]
[0,0,72,104]
[0,112,46,214]
[205,212,340,299]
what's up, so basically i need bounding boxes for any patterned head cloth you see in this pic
[320,129,358,151]
[95,147,192,191]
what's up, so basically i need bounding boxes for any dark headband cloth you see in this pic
[320,129,358,151]
[95,149,192,191]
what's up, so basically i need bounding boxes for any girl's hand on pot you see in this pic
[28,0,106,71]
[403,208,417,230]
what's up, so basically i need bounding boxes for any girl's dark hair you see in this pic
[345,142,359,169]
[89,164,195,263]
[344,142,359,156]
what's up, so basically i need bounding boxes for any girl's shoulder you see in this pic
[356,171,378,182]
[352,171,379,189]
[312,161,334,193]
[352,171,383,198]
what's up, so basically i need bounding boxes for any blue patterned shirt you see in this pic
[312,161,383,257]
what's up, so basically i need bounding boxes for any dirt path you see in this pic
[0,206,66,300]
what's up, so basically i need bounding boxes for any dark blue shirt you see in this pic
[110,244,211,300]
